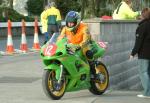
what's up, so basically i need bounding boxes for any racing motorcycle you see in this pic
[40,33,109,100]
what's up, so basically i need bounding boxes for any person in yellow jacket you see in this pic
[57,11,93,60]
[40,5,49,44]
[112,0,140,19]
[43,2,61,44]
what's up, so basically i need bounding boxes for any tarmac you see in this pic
[0,52,150,103]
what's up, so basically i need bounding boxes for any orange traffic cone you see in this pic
[6,20,14,54]
[20,19,28,52]
[32,18,40,50]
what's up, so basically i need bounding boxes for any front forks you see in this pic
[55,64,63,82]
[58,65,63,83]
[54,64,64,91]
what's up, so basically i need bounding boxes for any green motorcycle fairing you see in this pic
[40,38,106,92]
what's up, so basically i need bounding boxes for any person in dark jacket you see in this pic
[130,7,150,98]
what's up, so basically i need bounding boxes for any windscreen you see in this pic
[48,32,60,44]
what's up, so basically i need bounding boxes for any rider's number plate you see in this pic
[44,44,57,56]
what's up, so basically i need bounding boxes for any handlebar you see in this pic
[65,44,81,54]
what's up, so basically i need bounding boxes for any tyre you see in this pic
[89,61,109,95]
[42,70,66,100]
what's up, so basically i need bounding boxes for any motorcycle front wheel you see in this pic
[89,61,109,95]
[42,70,66,100]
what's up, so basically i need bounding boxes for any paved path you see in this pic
[0,53,149,103]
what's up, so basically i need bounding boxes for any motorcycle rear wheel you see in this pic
[42,70,66,100]
[89,61,109,95]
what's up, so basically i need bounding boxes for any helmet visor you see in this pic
[67,22,76,28]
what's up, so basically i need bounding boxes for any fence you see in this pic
[0,21,42,37]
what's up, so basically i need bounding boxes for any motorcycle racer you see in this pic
[41,11,109,100]
[57,11,93,60]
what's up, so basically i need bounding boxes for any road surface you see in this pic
[0,50,149,103]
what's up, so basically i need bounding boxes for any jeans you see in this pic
[138,59,150,96]
[48,24,59,38]
[44,32,49,41]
